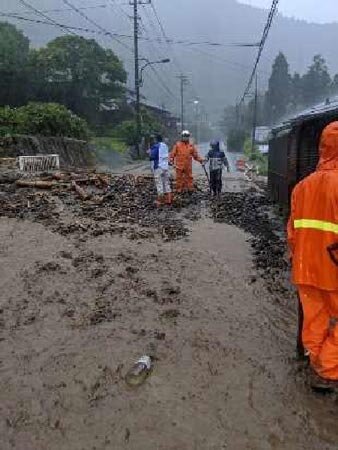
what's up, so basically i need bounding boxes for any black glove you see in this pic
[328,243,338,266]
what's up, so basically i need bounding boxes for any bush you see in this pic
[113,120,138,146]
[0,106,17,135]
[113,109,165,146]
[0,103,90,140]
[243,137,268,175]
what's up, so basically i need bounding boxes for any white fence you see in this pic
[18,155,60,173]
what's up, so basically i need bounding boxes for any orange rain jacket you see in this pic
[287,121,338,290]
[169,141,203,170]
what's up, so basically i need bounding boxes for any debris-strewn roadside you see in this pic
[210,191,292,299]
[0,171,205,242]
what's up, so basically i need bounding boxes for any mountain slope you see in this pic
[2,0,338,119]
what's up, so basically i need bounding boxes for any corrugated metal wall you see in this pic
[268,129,290,208]
[297,121,320,181]
[268,112,338,212]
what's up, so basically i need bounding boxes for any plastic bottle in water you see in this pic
[125,356,152,387]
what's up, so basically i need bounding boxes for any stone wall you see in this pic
[0,135,94,167]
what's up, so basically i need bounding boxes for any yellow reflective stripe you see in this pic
[294,219,338,234]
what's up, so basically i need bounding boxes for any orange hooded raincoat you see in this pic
[287,121,338,380]
[169,141,203,192]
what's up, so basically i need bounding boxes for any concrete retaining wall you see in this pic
[0,135,94,167]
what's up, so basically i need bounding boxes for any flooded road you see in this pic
[1,173,338,450]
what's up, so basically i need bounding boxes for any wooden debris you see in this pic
[53,171,67,181]
[96,174,110,186]
[72,181,91,200]
[15,180,55,189]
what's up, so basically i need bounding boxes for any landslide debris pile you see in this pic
[0,171,193,241]
[211,191,289,293]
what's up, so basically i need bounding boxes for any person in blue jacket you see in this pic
[149,134,172,206]
[203,140,230,196]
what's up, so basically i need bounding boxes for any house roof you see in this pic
[272,98,338,134]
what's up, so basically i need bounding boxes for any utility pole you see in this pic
[131,0,150,158]
[251,74,258,156]
[177,74,188,131]
[193,100,200,144]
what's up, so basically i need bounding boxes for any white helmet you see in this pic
[181,130,190,138]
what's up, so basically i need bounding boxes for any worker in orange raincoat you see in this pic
[169,130,204,193]
[287,121,338,391]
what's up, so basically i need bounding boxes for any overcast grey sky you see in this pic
[241,1,338,24]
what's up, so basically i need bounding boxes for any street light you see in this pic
[139,58,170,86]
[193,99,200,144]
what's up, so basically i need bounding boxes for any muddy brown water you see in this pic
[1,175,338,450]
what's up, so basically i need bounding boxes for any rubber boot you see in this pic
[155,196,164,207]
[165,192,173,205]
[309,368,338,394]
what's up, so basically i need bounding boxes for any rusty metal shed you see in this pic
[268,99,338,211]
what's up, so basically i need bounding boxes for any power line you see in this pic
[149,1,169,43]
[7,4,108,15]
[16,0,76,35]
[60,0,132,51]
[140,5,185,101]
[148,64,179,101]
[146,1,199,100]
[141,67,175,103]
[2,8,260,49]
[144,3,182,72]
[0,12,131,40]
[146,5,258,49]
[138,8,178,101]
[239,0,279,104]
[106,0,132,24]
[184,46,270,77]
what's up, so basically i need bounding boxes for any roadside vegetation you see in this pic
[0,21,166,155]
[0,103,90,140]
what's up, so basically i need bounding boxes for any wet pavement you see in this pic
[1,169,338,450]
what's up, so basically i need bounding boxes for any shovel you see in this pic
[202,164,211,193]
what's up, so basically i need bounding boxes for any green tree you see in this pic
[301,55,331,106]
[331,74,338,96]
[0,22,30,106]
[291,72,303,109]
[30,35,127,124]
[265,52,291,124]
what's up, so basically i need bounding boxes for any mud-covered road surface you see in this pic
[1,171,338,450]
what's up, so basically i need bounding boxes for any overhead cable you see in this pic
[239,0,279,103]
[7,4,107,15]
[0,12,130,39]
[17,0,76,35]
[60,0,132,51]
